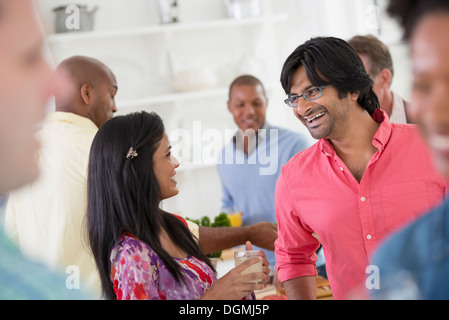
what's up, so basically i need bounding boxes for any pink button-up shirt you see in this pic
[275,111,446,299]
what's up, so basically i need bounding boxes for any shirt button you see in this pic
[361,197,366,202]
[367,234,372,240]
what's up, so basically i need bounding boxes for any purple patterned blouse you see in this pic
[110,233,217,300]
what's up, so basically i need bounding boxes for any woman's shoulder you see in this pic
[111,233,160,266]
[110,233,162,300]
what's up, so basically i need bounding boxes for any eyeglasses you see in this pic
[284,85,329,108]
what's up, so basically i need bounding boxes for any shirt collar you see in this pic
[44,111,98,131]
[232,121,271,152]
[320,109,392,157]
[372,109,392,151]
[255,121,272,143]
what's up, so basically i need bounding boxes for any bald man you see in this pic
[55,55,118,128]
[5,55,117,298]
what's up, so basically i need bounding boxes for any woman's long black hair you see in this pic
[86,111,215,300]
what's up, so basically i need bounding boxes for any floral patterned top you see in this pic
[110,232,217,300]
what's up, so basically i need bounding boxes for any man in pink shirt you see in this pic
[275,36,446,299]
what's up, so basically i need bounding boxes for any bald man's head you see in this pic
[55,55,117,128]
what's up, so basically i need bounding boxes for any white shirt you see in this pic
[389,91,408,124]
[5,112,100,297]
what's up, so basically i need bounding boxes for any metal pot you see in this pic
[157,0,179,24]
[53,4,98,33]
[223,0,263,19]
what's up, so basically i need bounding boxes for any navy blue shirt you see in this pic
[372,197,449,299]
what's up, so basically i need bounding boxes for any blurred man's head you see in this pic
[0,0,56,194]
[388,0,449,177]
[348,35,394,115]
[227,75,268,133]
[55,55,118,128]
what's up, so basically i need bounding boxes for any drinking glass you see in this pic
[234,250,262,284]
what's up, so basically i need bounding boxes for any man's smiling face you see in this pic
[410,12,449,178]
[289,66,352,140]
[227,84,267,133]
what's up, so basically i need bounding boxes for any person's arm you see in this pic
[197,222,277,255]
[283,276,316,300]
[274,169,319,299]
[209,158,279,253]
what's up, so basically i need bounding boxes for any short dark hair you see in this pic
[348,35,394,79]
[228,74,266,100]
[280,36,379,115]
[387,0,449,40]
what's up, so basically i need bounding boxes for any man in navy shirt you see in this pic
[217,75,312,286]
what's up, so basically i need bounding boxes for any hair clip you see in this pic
[126,147,138,159]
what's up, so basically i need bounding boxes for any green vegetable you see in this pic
[207,251,222,258]
[185,212,231,259]
[201,216,211,227]
[211,212,231,228]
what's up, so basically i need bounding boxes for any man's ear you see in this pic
[227,100,232,112]
[350,91,360,102]
[80,83,93,105]
[377,68,392,88]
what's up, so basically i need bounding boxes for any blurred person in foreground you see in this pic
[0,0,88,299]
[371,0,449,299]
[3,57,278,298]
[274,36,446,300]
[4,55,118,298]
[348,34,412,124]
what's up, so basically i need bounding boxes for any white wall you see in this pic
[35,0,411,221]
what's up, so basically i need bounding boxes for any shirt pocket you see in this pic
[381,181,429,232]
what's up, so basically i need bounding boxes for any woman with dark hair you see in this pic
[86,111,269,300]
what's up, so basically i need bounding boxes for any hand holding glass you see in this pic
[234,250,263,284]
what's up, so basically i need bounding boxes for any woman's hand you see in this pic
[201,241,270,300]
[245,241,271,285]
[201,257,265,300]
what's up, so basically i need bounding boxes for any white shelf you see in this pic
[116,82,281,109]
[117,87,230,108]
[47,14,288,44]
